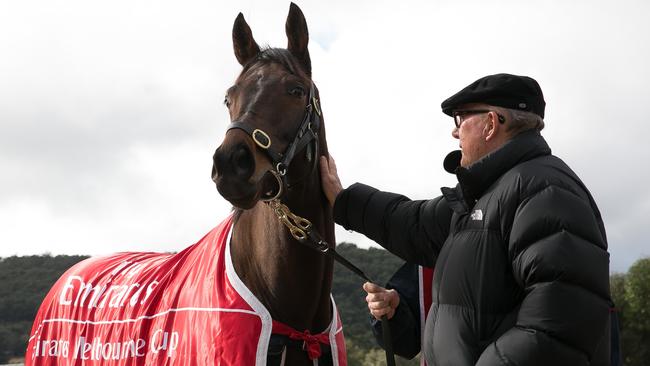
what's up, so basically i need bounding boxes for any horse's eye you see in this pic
[289,86,305,97]
[224,96,231,108]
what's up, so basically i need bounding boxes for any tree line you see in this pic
[1,248,648,365]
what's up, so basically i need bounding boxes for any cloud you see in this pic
[1,0,649,273]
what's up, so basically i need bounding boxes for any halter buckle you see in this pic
[312,97,321,117]
[252,129,272,149]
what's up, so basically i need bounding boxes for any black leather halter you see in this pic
[226,83,322,200]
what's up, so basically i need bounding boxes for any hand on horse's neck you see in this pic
[231,170,334,333]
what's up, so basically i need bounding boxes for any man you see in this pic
[320,74,613,365]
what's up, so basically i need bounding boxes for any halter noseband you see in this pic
[226,83,322,201]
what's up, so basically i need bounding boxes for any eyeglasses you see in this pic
[452,109,505,128]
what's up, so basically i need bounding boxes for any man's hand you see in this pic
[319,154,343,208]
[363,282,400,320]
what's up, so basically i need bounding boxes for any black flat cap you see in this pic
[441,73,545,118]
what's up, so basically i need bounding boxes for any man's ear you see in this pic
[484,112,501,142]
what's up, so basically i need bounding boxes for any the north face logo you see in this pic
[471,209,483,221]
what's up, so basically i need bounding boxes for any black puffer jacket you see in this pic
[334,131,611,365]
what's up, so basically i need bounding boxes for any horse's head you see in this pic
[212,3,323,210]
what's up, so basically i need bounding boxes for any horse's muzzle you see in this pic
[212,143,255,183]
[212,143,268,209]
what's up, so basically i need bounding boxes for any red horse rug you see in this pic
[25,215,346,365]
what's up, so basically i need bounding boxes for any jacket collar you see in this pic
[442,130,551,209]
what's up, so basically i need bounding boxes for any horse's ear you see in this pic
[233,13,260,66]
[285,3,311,76]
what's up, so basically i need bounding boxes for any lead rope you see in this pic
[267,199,397,366]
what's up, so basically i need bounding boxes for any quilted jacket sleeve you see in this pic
[333,183,452,267]
[477,184,611,366]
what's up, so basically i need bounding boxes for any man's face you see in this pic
[451,103,492,168]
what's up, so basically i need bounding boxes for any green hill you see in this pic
[0,254,89,363]
[2,249,647,365]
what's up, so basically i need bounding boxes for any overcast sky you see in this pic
[1,0,648,273]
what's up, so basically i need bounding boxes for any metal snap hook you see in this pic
[276,163,287,176]
[293,216,311,230]
[290,227,307,241]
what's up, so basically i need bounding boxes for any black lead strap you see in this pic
[326,247,397,366]
[305,226,397,366]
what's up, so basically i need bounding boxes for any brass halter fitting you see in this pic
[260,170,284,202]
[252,129,272,149]
[267,199,312,242]
[312,97,321,117]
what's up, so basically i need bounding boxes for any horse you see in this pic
[212,2,342,365]
[24,4,345,366]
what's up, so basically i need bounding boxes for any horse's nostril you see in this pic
[232,144,254,179]
[212,146,224,178]
[212,143,255,181]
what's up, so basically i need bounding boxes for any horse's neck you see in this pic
[231,181,334,333]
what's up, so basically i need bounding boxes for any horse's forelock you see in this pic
[240,47,310,80]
